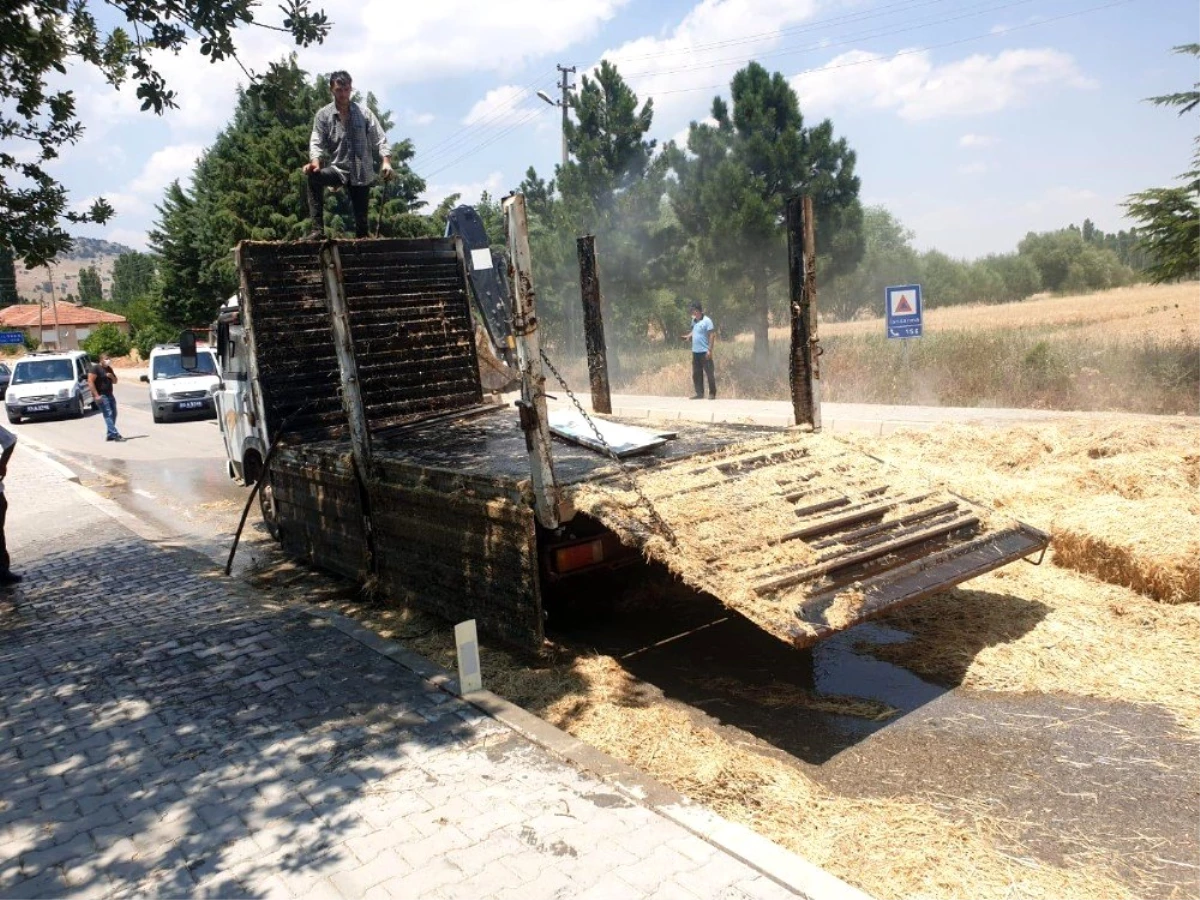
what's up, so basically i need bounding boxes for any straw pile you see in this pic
[845,420,1199,605]
[569,431,1009,643]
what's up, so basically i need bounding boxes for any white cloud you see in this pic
[959,133,996,148]
[596,0,822,136]
[462,85,534,126]
[409,112,436,126]
[318,0,631,86]
[105,228,152,251]
[127,145,205,197]
[420,170,508,207]
[794,47,1095,120]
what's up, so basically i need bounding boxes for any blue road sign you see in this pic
[0,331,25,345]
[885,284,923,339]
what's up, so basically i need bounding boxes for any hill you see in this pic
[13,236,139,304]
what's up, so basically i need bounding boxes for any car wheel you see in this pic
[258,474,281,542]
[152,409,164,424]
[72,394,85,418]
[5,411,18,425]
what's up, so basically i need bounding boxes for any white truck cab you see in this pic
[5,350,95,423]
[140,344,220,423]
[212,296,269,480]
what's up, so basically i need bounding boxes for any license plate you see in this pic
[175,400,206,411]
[25,404,51,413]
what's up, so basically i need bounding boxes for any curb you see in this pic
[310,607,874,900]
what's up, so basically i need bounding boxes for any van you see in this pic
[5,350,95,423]
[140,344,220,423]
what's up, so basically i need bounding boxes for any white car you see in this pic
[140,344,220,423]
[5,350,96,423]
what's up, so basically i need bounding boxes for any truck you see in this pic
[214,193,1050,651]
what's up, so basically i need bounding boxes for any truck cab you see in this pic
[212,295,269,487]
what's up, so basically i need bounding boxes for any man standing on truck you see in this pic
[303,70,394,240]
[88,355,123,442]
[681,302,716,400]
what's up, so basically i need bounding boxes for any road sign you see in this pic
[0,331,25,345]
[885,284,923,339]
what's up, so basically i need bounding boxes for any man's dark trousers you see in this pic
[692,352,716,398]
[307,167,371,238]
[0,494,9,574]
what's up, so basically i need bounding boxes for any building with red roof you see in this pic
[0,303,128,351]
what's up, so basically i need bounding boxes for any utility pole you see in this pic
[537,64,575,170]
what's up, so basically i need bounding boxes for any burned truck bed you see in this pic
[236,234,1048,653]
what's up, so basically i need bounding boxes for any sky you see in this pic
[41,0,1199,261]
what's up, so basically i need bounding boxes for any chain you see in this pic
[538,348,678,547]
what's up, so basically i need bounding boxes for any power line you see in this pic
[652,0,1131,97]
[618,0,1043,80]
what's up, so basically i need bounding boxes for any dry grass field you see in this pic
[812,282,1198,344]
[621,282,1199,414]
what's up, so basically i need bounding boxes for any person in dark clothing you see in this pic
[88,355,122,442]
[303,70,393,240]
[680,302,716,399]
[0,424,20,586]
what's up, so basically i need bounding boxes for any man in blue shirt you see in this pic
[681,302,716,399]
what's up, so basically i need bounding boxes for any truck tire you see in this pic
[258,475,281,541]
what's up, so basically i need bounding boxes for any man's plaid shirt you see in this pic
[309,101,389,186]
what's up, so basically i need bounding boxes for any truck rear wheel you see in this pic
[258,475,281,541]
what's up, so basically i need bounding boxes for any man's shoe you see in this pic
[689,394,703,400]
[108,435,125,442]
[0,571,23,585]
[709,394,716,400]
[302,230,325,242]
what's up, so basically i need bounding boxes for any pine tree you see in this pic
[1124,45,1200,283]
[111,252,159,307]
[668,62,863,366]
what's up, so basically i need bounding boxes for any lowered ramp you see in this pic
[569,431,1049,649]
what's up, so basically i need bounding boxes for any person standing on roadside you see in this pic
[0,424,21,586]
[681,302,717,399]
[89,354,123,442]
[303,70,394,240]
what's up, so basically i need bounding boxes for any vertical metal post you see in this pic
[504,192,562,530]
[320,244,374,480]
[576,234,612,414]
[786,195,822,431]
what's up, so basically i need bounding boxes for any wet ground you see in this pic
[547,567,1200,898]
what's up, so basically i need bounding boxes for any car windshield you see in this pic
[152,351,217,379]
[12,359,74,384]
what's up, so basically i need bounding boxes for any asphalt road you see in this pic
[7,374,260,564]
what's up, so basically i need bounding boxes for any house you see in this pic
[0,303,129,351]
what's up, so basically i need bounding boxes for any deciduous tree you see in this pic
[77,265,103,304]
[1,0,330,267]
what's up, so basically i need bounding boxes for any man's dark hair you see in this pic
[689,302,703,312]
[329,70,352,87]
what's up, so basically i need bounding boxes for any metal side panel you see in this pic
[571,431,1051,649]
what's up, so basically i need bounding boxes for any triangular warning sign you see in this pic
[894,294,914,314]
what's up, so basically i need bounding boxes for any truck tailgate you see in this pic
[570,432,1049,649]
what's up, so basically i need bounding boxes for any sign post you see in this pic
[885,284,923,368]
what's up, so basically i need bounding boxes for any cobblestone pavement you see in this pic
[0,447,850,899]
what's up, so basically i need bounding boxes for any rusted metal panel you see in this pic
[786,195,821,431]
[369,479,544,649]
[577,234,612,414]
[503,193,562,529]
[271,450,369,580]
[577,431,1051,650]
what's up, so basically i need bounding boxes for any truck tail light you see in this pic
[553,539,605,574]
